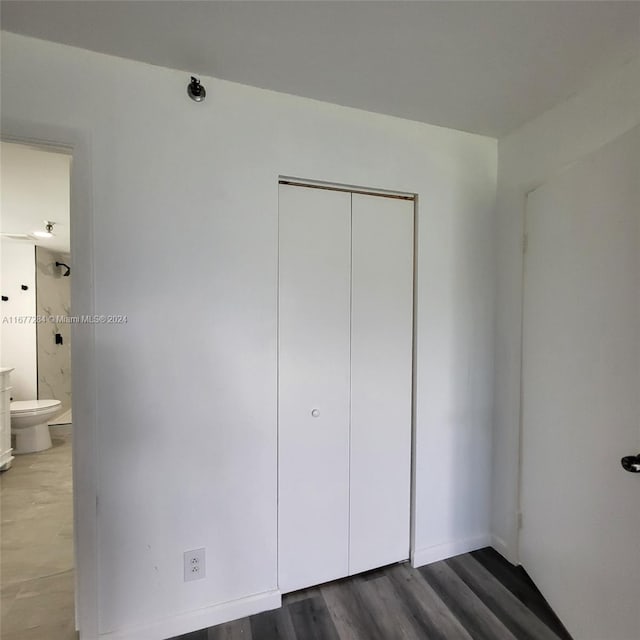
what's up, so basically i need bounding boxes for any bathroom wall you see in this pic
[0,239,37,401]
[2,33,497,640]
[36,246,72,411]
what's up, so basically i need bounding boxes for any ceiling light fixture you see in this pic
[32,220,55,239]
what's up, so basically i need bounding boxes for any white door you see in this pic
[278,184,351,593]
[520,126,640,640]
[278,184,414,593]
[349,193,413,574]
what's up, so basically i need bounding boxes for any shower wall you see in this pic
[36,246,71,411]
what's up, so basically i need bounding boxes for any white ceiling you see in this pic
[1,1,639,137]
[1,142,71,254]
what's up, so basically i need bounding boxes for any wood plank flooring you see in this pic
[171,548,573,640]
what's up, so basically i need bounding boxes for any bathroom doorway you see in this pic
[0,141,77,639]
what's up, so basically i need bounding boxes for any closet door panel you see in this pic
[278,185,351,593]
[349,194,413,575]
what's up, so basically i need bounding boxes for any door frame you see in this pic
[2,119,99,639]
[517,181,556,563]
[276,176,420,573]
[515,191,534,564]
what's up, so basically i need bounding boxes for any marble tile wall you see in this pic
[35,247,71,412]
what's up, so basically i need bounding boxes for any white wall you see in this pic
[1,33,497,639]
[492,53,640,562]
[0,239,37,400]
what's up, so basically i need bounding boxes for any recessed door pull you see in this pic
[621,455,640,473]
[311,409,320,418]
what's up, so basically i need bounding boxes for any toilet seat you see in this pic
[11,399,61,415]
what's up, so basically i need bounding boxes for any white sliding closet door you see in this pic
[349,194,414,574]
[278,185,351,593]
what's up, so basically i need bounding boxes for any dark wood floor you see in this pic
[172,548,573,640]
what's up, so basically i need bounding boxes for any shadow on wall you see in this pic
[36,246,72,411]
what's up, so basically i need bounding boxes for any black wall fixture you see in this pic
[187,76,206,102]
[55,261,71,276]
[21,284,28,290]
[621,454,640,473]
[1,296,8,302]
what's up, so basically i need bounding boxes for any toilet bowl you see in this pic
[10,399,62,454]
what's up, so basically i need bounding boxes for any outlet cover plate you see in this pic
[184,548,206,582]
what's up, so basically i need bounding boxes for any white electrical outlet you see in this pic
[183,548,206,582]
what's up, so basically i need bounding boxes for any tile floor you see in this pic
[50,410,72,427]
[1,425,77,640]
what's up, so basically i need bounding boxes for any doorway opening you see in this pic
[1,141,76,639]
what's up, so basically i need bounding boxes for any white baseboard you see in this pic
[411,534,491,568]
[490,534,521,565]
[490,535,509,560]
[98,589,281,640]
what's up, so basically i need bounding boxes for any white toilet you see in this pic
[10,399,62,454]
